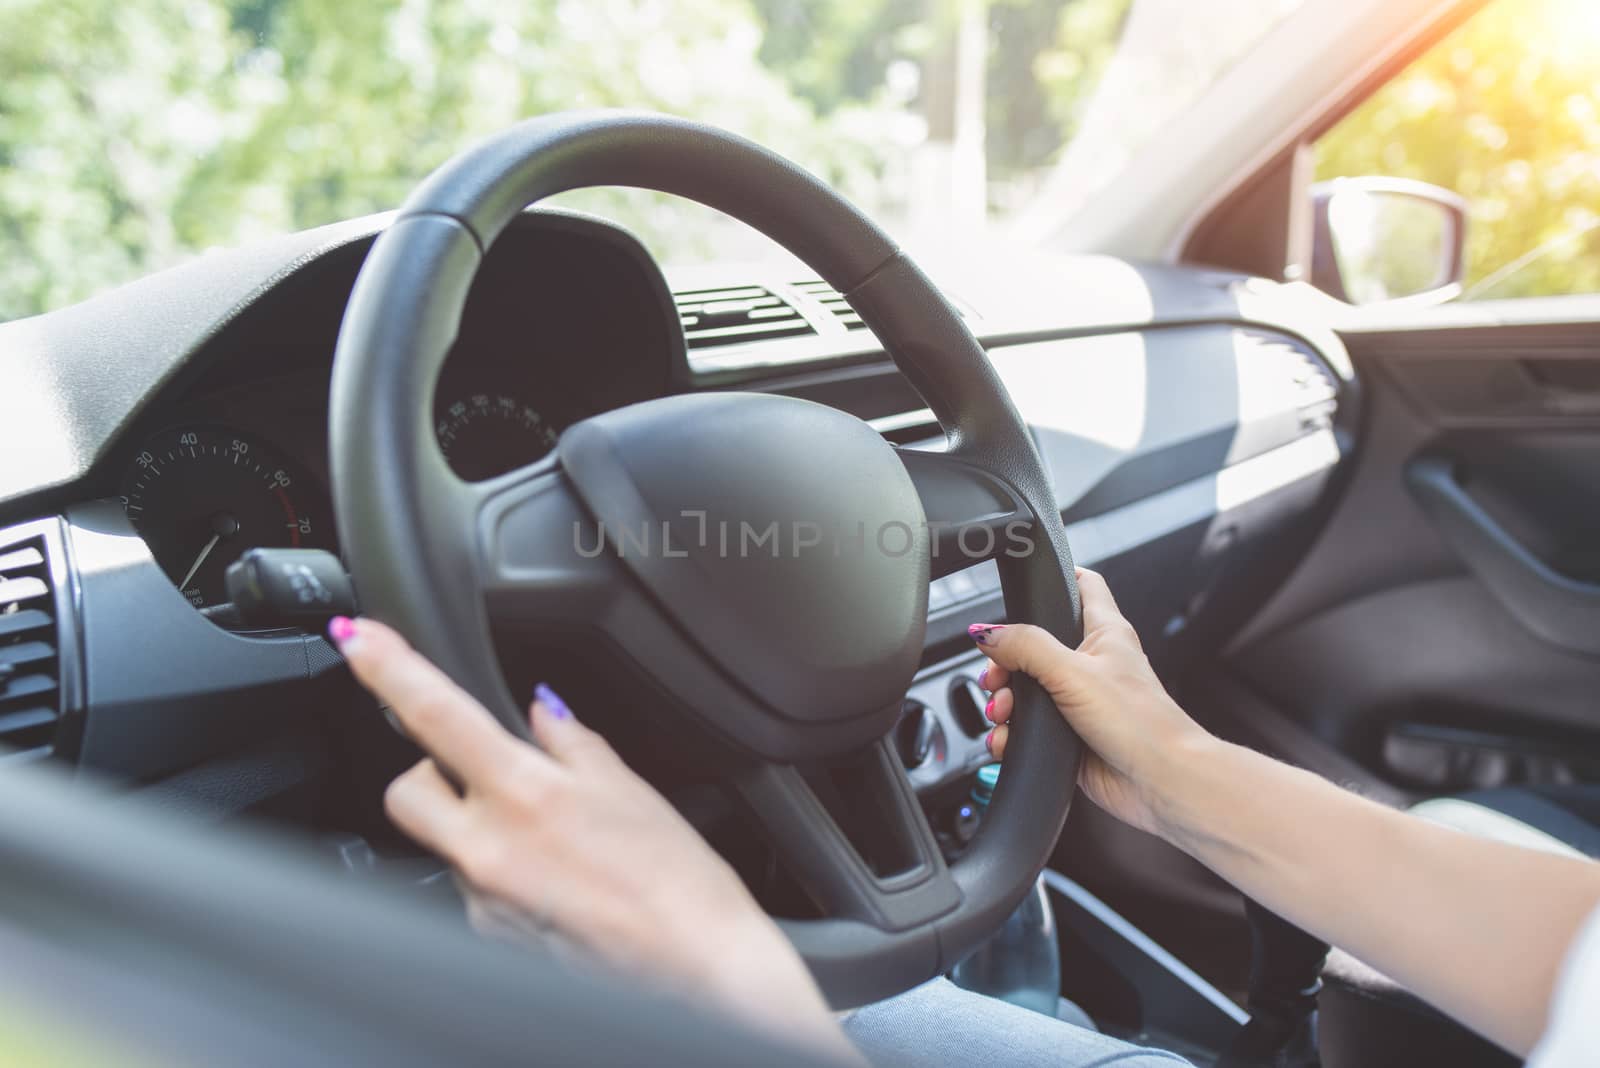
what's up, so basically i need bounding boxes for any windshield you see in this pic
[1,0,1308,322]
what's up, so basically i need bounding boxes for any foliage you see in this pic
[1033,0,1131,156]
[746,0,1135,192]
[749,0,927,117]
[0,0,266,321]
[1316,0,1600,301]
[0,0,891,321]
[0,0,1235,322]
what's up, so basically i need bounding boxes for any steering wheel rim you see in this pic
[329,110,1083,1007]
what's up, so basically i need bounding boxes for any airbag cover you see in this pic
[559,392,928,725]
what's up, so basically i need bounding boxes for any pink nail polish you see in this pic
[985,697,995,722]
[968,623,1005,646]
[984,729,995,754]
[328,616,357,646]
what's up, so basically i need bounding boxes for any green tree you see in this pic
[0,0,891,321]
[1031,0,1131,160]
[747,0,1134,207]
[750,0,926,116]
[1316,0,1600,300]
[0,0,273,320]
[0,0,1141,322]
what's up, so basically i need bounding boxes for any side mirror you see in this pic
[1310,177,1468,305]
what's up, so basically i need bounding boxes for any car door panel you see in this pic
[1211,310,1600,795]
[1406,453,1600,654]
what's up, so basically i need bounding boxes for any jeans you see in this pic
[843,978,1195,1067]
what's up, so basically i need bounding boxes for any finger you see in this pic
[1074,567,1127,635]
[978,658,1009,693]
[527,682,621,771]
[331,616,538,784]
[966,622,1081,687]
[384,759,471,855]
[986,685,1013,726]
[986,723,1009,761]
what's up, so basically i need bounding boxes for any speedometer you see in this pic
[119,427,332,608]
[436,392,560,481]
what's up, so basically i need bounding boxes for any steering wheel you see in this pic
[329,111,1083,1008]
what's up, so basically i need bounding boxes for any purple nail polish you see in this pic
[977,667,989,690]
[534,682,571,720]
[968,623,1005,645]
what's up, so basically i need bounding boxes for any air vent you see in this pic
[1284,348,1337,406]
[1242,330,1338,407]
[791,279,865,331]
[673,285,815,350]
[0,535,61,761]
[792,279,978,329]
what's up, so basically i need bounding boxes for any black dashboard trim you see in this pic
[0,208,692,520]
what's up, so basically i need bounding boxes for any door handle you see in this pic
[1524,360,1600,414]
[1406,456,1600,657]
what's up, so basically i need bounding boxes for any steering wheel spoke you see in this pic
[469,459,620,624]
[733,739,960,932]
[898,445,1035,579]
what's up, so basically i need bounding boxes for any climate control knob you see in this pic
[894,699,943,770]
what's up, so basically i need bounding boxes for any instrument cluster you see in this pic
[112,213,681,610]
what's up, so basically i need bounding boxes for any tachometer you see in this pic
[436,392,560,481]
[119,427,331,608]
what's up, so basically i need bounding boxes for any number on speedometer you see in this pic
[119,427,331,609]
[435,392,560,481]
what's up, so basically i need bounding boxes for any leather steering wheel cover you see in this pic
[330,109,1084,1003]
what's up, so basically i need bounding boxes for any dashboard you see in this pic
[99,213,680,609]
[0,204,1353,838]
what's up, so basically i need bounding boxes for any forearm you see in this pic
[701,913,869,1066]
[1154,737,1600,1055]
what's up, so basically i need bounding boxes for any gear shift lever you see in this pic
[1218,897,1329,1067]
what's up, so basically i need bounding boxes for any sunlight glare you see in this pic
[1541,0,1600,61]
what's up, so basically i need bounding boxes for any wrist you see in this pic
[699,911,852,1055]
[1142,729,1237,850]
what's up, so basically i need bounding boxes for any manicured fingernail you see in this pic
[533,682,571,720]
[978,666,989,690]
[984,729,996,754]
[985,697,996,722]
[328,615,357,648]
[968,623,1005,645]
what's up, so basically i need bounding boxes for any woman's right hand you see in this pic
[981,570,1600,1059]
[972,567,1215,837]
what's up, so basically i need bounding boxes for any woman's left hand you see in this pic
[328,616,857,1061]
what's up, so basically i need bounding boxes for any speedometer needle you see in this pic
[178,534,221,592]
[177,513,240,592]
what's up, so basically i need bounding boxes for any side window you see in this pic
[1315,0,1600,302]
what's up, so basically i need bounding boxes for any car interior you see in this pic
[3,1,1600,1065]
